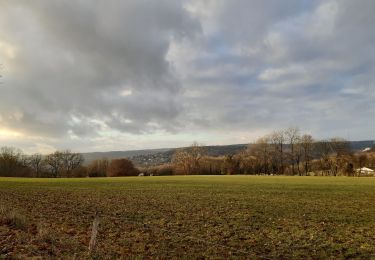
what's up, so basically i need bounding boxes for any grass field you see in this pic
[1,176,375,259]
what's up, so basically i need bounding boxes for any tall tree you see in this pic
[60,150,84,177]
[28,154,44,177]
[172,142,206,175]
[300,135,314,175]
[270,130,285,174]
[251,136,271,175]
[0,147,23,177]
[285,127,300,175]
[45,151,63,177]
[87,158,109,177]
[329,138,351,176]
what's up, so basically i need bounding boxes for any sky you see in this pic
[0,0,374,153]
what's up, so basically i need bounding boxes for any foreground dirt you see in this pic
[0,176,374,259]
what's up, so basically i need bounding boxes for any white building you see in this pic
[356,167,374,176]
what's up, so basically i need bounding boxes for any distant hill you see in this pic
[349,140,375,151]
[129,144,249,166]
[82,141,375,166]
[82,144,248,166]
[82,148,172,165]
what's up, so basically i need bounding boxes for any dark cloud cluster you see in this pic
[177,0,375,138]
[0,0,374,152]
[0,0,199,138]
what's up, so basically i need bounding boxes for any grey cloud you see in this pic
[174,0,375,140]
[0,0,374,152]
[0,0,199,138]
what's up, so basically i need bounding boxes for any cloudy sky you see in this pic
[0,0,374,153]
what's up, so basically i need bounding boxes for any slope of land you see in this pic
[82,141,375,166]
[1,176,374,258]
[82,148,173,165]
[82,144,248,166]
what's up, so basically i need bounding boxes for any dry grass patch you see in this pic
[0,205,28,230]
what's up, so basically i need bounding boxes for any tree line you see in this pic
[1,127,374,177]
[162,127,374,176]
[0,148,139,178]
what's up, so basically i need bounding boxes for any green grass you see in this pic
[1,176,375,258]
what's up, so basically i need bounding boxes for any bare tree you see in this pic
[222,155,241,175]
[0,147,24,176]
[315,140,333,175]
[285,127,300,175]
[251,136,271,175]
[19,154,30,168]
[236,149,257,175]
[87,158,109,177]
[60,150,84,177]
[300,135,314,175]
[172,149,191,174]
[44,151,63,177]
[29,154,44,177]
[270,130,285,174]
[294,136,303,176]
[329,138,351,176]
[172,142,206,175]
[315,139,350,176]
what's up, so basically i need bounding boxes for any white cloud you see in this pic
[120,89,133,97]
[0,0,375,152]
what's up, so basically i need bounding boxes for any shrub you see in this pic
[156,164,174,176]
[87,158,109,177]
[140,164,175,176]
[107,158,139,177]
[71,166,88,177]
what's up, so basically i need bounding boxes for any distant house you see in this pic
[138,173,145,176]
[356,167,374,176]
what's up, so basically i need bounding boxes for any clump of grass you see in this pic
[0,205,28,230]
[37,224,57,244]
